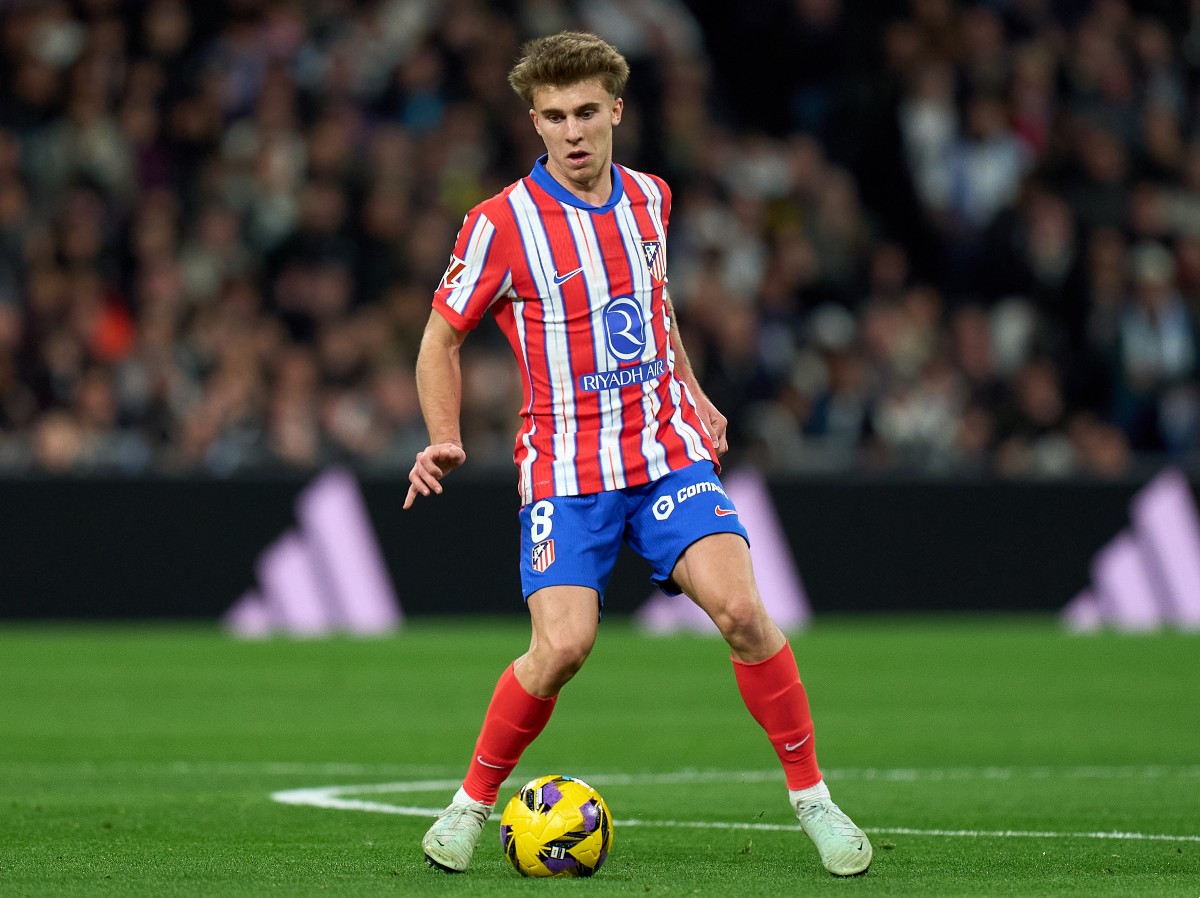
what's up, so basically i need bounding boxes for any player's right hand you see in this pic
[403,442,466,509]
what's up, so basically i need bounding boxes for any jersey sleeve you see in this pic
[656,175,672,233]
[432,208,513,331]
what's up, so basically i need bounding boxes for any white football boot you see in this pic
[422,786,494,872]
[792,782,873,876]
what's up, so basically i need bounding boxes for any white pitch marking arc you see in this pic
[269,769,1200,844]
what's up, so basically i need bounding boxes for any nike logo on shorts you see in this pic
[714,506,738,517]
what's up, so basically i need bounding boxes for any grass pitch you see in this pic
[1,616,1197,897]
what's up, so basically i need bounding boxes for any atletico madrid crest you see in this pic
[641,241,666,284]
[531,539,555,572]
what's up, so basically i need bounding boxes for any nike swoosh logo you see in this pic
[476,755,506,769]
[784,735,811,752]
[714,507,738,517]
[552,266,584,285]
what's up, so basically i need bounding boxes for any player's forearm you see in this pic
[664,288,706,399]
[415,324,465,448]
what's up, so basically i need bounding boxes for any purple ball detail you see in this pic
[541,852,580,875]
[539,780,564,810]
[500,823,512,847]
[579,799,600,833]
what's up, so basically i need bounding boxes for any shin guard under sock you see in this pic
[731,640,821,790]
[461,663,557,804]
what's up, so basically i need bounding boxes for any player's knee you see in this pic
[537,633,594,682]
[709,597,771,649]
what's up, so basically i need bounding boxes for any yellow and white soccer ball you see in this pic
[499,774,614,877]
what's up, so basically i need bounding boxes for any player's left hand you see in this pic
[403,441,466,509]
[695,396,728,457]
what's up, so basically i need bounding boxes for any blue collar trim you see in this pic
[529,155,624,212]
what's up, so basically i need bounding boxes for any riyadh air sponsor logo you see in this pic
[552,266,584,285]
[653,481,730,521]
[603,296,646,361]
[578,358,666,392]
[531,539,555,573]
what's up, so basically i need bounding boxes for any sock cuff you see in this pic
[502,662,558,705]
[789,779,830,806]
[730,639,793,671]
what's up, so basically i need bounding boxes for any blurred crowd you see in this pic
[1,0,1198,478]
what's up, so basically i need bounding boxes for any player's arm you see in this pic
[664,287,728,456]
[404,310,470,509]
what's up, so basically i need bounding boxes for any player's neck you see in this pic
[545,159,613,207]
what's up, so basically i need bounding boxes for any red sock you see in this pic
[461,664,557,804]
[732,640,821,790]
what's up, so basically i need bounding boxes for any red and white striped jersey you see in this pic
[433,156,718,505]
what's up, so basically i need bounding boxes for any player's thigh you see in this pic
[625,462,749,595]
[673,534,782,660]
[670,531,762,614]
[526,584,602,660]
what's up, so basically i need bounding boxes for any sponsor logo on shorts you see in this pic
[714,506,738,517]
[652,495,675,521]
[531,539,555,572]
[653,481,729,521]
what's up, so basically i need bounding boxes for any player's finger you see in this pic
[403,483,420,510]
[411,464,443,494]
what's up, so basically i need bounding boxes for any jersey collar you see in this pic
[529,155,625,212]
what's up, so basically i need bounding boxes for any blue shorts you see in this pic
[518,462,750,603]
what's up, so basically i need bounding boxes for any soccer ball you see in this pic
[499,774,613,877]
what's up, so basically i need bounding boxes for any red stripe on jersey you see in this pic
[552,204,603,492]
[621,169,714,472]
[490,193,557,500]
[588,208,650,489]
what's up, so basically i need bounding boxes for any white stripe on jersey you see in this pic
[612,187,673,483]
[567,204,626,492]
[667,375,712,459]
[509,182,579,496]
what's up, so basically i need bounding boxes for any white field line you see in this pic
[5,761,1198,781]
[7,761,1193,778]
[268,770,1200,844]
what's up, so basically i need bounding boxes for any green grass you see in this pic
[1,616,1197,897]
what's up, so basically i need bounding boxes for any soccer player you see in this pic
[404,31,872,878]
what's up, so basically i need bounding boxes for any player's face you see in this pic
[529,79,623,202]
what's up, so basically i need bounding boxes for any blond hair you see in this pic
[507,31,630,105]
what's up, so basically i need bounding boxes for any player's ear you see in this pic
[611,97,623,126]
[529,108,540,135]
